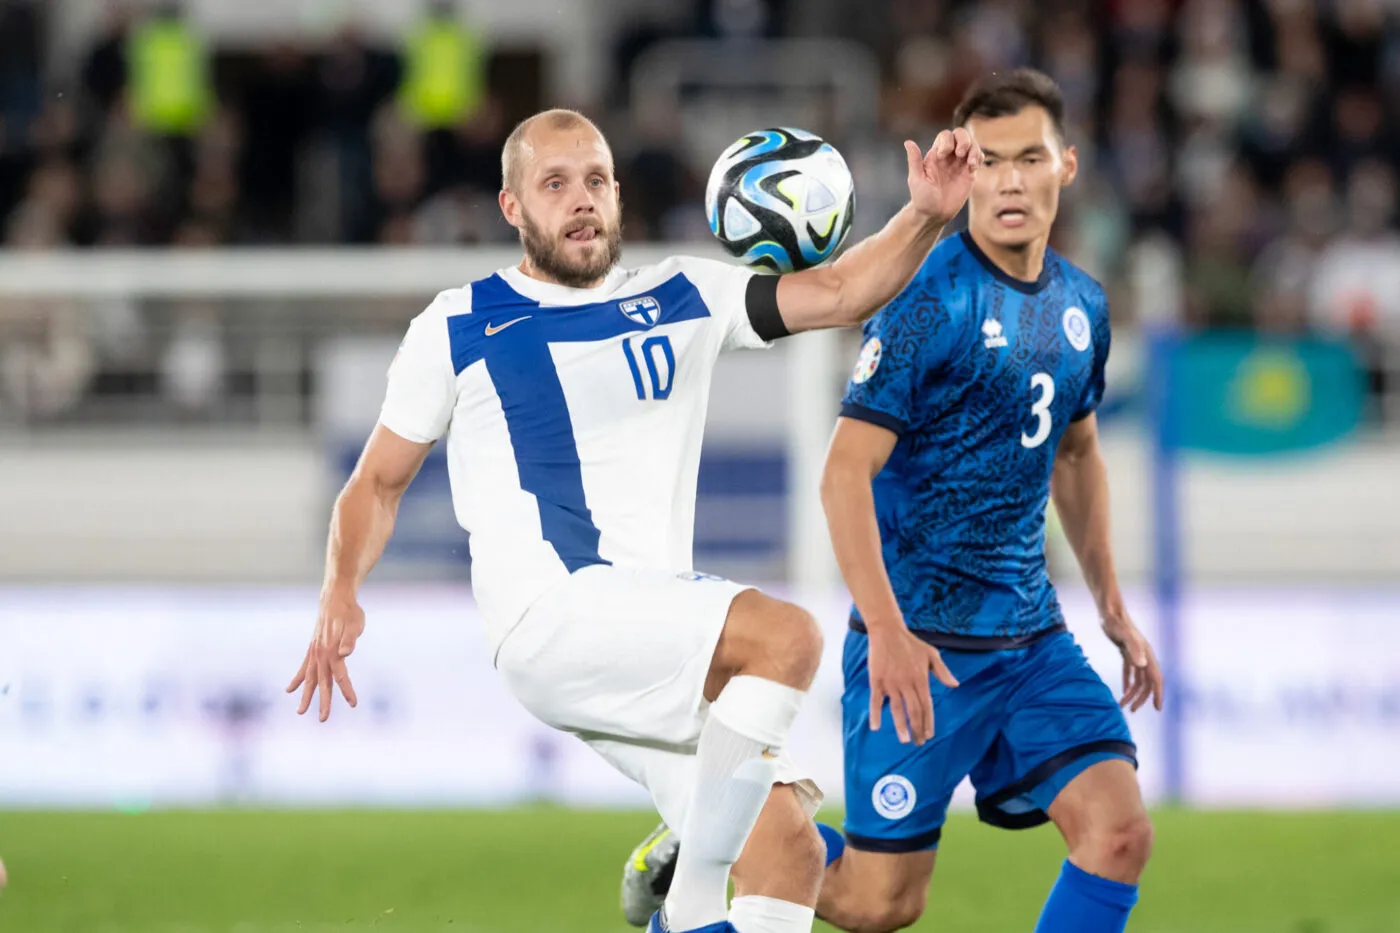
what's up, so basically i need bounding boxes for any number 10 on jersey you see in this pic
[623,335,675,401]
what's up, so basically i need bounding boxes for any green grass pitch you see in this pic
[1,808,1397,932]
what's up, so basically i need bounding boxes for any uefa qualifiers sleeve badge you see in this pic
[851,337,883,384]
[1062,307,1092,352]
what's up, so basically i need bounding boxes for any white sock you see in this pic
[663,676,806,931]
[729,896,816,933]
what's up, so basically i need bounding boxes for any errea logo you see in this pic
[982,318,1008,349]
[619,295,661,326]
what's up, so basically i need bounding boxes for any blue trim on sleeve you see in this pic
[840,402,906,435]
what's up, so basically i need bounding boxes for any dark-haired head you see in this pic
[952,69,1077,264]
[953,68,1067,141]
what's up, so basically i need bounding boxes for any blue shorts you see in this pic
[842,627,1136,853]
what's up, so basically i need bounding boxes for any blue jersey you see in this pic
[840,232,1110,646]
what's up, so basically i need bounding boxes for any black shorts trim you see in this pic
[844,826,942,853]
[744,274,789,341]
[975,739,1139,831]
[848,617,1068,652]
[839,402,906,435]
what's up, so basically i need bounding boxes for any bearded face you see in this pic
[518,207,624,289]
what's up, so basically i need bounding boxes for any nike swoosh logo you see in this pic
[484,315,532,336]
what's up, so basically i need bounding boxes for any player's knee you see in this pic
[770,601,823,687]
[1115,812,1155,872]
[713,592,823,693]
[1080,812,1154,879]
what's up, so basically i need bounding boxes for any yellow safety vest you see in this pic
[127,19,212,135]
[398,20,484,128]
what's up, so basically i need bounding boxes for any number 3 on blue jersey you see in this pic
[1021,372,1054,448]
[623,335,675,401]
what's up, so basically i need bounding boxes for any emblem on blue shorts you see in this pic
[872,774,916,819]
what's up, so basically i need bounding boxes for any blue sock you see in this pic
[1033,860,1138,933]
[815,822,845,866]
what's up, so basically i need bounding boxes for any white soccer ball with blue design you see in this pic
[705,127,856,273]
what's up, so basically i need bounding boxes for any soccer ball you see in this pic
[705,127,855,274]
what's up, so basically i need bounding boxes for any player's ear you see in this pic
[1060,143,1079,188]
[499,188,523,229]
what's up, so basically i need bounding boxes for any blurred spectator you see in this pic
[619,101,703,242]
[422,93,507,200]
[369,109,428,244]
[1239,74,1321,191]
[0,203,96,422]
[0,0,46,223]
[0,0,1396,428]
[316,25,400,244]
[397,0,486,132]
[1039,9,1099,134]
[0,0,45,151]
[1101,60,1180,236]
[1183,164,1266,329]
[1328,84,1394,183]
[1250,159,1338,334]
[160,222,226,420]
[81,4,134,115]
[1309,159,1400,338]
[237,46,314,242]
[126,3,214,138]
[1170,0,1253,126]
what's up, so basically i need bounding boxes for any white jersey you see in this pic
[379,256,772,650]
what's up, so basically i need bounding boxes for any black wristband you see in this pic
[744,274,790,341]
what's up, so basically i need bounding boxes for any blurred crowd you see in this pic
[0,0,1398,423]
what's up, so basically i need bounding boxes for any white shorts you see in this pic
[495,564,823,832]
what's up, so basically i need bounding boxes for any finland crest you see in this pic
[619,295,661,326]
[873,774,916,819]
[1063,306,1092,352]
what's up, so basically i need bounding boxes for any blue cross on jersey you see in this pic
[447,272,711,571]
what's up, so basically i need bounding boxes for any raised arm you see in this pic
[774,129,981,335]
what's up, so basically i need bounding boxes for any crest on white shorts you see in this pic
[872,774,916,819]
[676,571,728,583]
[1063,306,1092,352]
[851,337,882,384]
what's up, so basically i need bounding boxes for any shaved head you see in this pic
[501,109,612,193]
[497,108,623,289]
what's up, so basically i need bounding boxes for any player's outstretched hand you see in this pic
[286,590,365,722]
[1102,612,1164,713]
[905,128,982,227]
[868,625,959,745]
